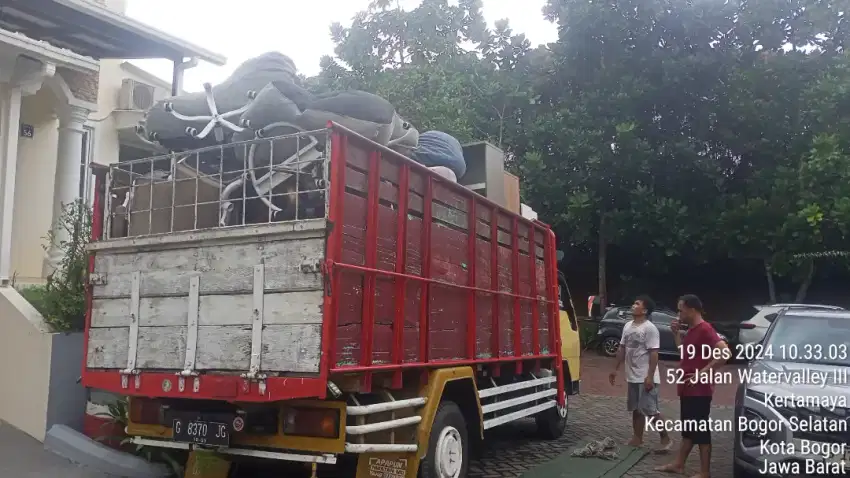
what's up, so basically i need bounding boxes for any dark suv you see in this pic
[596,306,728,357]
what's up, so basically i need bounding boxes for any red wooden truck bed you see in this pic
[82,123,563,403]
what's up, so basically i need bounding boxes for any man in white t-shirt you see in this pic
[609,295,672,451]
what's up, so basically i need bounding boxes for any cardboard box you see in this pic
[125,163,221,236]
[503,171,520,214]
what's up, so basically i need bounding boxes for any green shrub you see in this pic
[17,200,91,332]
[17,284,49,317]
[579,319,599,350]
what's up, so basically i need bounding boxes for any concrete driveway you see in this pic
[0,421,109,478]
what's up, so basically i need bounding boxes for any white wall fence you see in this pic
[0,287,87,441]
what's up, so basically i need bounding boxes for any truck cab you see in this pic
[557,271,581,397]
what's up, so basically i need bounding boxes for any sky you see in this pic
[125,0,558,92]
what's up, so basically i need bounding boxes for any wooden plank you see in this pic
[87,327,129,369]
[345,173,469,233]
[262,324,323,373]
[93,237,325,299]
[86,324,322,373]
[91,291,324,328]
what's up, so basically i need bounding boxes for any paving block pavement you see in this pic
[468,394,734,478]
[0,421,112,478]
[579,353,742,406]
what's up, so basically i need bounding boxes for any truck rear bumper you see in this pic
[83,370,328,402]
[131,436,338,464]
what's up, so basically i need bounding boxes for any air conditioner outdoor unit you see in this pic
[119,79,156,111]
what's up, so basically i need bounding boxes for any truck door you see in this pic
[558,272,581,393]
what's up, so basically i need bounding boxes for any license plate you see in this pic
[172,419,230,447]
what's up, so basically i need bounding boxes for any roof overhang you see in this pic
[0,27,99,72]
[0,0,226,65]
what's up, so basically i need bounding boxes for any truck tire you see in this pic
[535,390,568,440]
[419,401,469,478]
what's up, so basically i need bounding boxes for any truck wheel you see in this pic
[419,401,469,478]
[535,391,568,439]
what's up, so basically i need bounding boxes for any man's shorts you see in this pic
[627,382,660,416]
[680,395,712,444]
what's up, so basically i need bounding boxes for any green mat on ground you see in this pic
[519,442,648,478]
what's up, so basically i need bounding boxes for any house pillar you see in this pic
[0,57,55,285]
[45,105,90,273]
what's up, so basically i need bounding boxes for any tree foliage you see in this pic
[313,0,850,306]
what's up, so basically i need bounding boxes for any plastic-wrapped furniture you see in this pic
[412,130,466,179]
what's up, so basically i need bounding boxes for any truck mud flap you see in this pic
[184,450,231,478]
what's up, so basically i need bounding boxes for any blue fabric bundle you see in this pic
[412,131,466,179]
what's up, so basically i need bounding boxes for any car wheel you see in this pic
[600,336,620,357]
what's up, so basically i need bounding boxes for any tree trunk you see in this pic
[764,258,777,304]
[794,260,816,303]
[597,216,608,311]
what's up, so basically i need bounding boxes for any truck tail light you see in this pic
[129,398,162,425]
[282,407,340,439]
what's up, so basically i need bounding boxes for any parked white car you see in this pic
[738,303,845,345]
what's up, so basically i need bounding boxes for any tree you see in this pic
[524,0,743,306]
[313,0,850,308]
[311,0,539,147]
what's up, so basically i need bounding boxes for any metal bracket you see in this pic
[178,375,201,393]
[248,264,264,378]
[178,274,201,392]
[181,275,200,373]
[300,259,322,274]
[88,273,107,286]
[120,271,141,389]
[238,264,268,395]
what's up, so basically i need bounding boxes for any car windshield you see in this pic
[764,315,850,367]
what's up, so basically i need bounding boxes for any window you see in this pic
[558,275,578,331]
[765,313,778,323]
[79,126,95,205]
[764,315,850,366]
[651,313,674,326]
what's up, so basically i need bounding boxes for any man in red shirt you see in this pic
[656,295,729,478]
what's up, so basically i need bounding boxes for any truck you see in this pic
[82,123,581,478]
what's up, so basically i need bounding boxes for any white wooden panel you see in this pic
[87,324,322,373]
[87,327,128,369]
[136,327,187,369]
[92,237,325,299]
[195,325,252,370]
[91,291,323,328]
[198,292,323,326]
[261,324,322,373]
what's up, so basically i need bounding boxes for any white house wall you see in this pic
[11,58,170,284]
[0,287,54,441]
[13,88,60,284]
[91,59,122,168]
[93,59,170,168]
